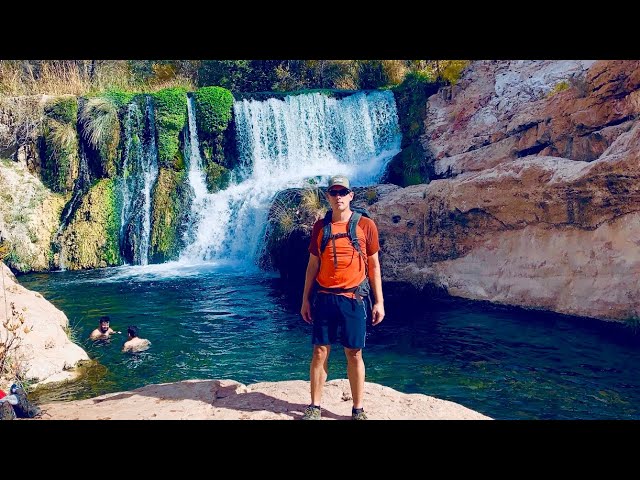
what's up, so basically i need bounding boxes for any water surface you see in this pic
[19,263,640,420]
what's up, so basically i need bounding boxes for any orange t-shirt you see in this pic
[308,213,380,295]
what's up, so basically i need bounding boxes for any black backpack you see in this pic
[318,207,373,315]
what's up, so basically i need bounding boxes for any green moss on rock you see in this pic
[152,87,187,169]
[392,72,440,145]
[204,162,231,192]
[44,96,78,123]
[149,167,191,262]
[384,143,431,186]
[102,89,137,108]
[60,178,121,270]
[42,96,79,193]
[193,86,234,135]
[384,72,441,187]
[192,87,236,191]
[79,95,122,179]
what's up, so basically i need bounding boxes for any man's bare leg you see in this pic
[345,347,364,409]
[310,345,331,405]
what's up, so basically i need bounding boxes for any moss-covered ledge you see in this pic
[192,86,234,192]
[384,73,441,187]
[149,167,191,263]
[41,96,79,193]
[152,87,187,170]
[58,178,121,270]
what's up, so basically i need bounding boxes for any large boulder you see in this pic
[0,261,89,385]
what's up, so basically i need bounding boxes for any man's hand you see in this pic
[371,302,385,326]
[301,299,313,324]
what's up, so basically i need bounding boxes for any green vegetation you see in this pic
[150,168,191,262]
[193,86,234,136]
[268,190,302,243]
[384,143,429,186]
[79,96,120,177]
[192,86,235,189]
[152,87,187,169]
[60,178,121,270]
[42,96,79,192]
[0,60,194,96]
[101,89,136,108]
[45,96,77,123]
[204,162,231,192]
[1,60,469,97]
[364,188,379,205]
[392,71,440,144]
[383,63,472,187]
[548,80,570,97]
[300,187,323,213]
[102,179,121,265]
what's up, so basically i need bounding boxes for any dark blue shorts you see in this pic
[312,292,367,349]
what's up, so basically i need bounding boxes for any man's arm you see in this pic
[300,253,320,324]
[367,251,385,325]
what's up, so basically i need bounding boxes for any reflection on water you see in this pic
[20,264,640,420]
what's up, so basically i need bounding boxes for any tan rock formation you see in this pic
[34,378,490,420]
[0,159,65,272]
[372,60,640,322]
[425,60,639,175]
[0,261,89,385]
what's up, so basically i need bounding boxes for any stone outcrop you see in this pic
[0,95,48,173]
[34,378,490,420]
[370,60,640,322]
[0,159,65,272]
[0,261,89,385]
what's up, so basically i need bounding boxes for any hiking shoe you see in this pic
[301,405,321,420]
[352,410,368,420]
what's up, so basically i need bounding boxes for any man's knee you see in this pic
[344,347,362,361]
[312,345,330,362]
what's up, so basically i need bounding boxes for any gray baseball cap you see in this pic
[328,175,350,189]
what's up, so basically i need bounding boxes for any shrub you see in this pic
[548,81,570,97]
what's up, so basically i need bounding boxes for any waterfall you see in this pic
[180,90,400,267]
[119,97,159,265]
[181,95,211,250]
[139,96,158,266]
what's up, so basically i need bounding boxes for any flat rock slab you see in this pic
[34,378,491,420]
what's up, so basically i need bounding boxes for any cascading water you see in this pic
[180,90,400,267]
[119,97,159,265]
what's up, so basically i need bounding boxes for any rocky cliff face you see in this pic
[373,60,640,322]
[0,261,89,385]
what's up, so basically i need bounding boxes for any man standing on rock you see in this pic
[300,175,385,420]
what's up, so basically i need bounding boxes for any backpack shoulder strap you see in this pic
[348,211,363,254]
[320,210,333,254]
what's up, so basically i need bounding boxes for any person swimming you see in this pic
[89,316,121,340]
[122,325,151,353]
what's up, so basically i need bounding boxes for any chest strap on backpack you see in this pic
[320,211,364,269]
